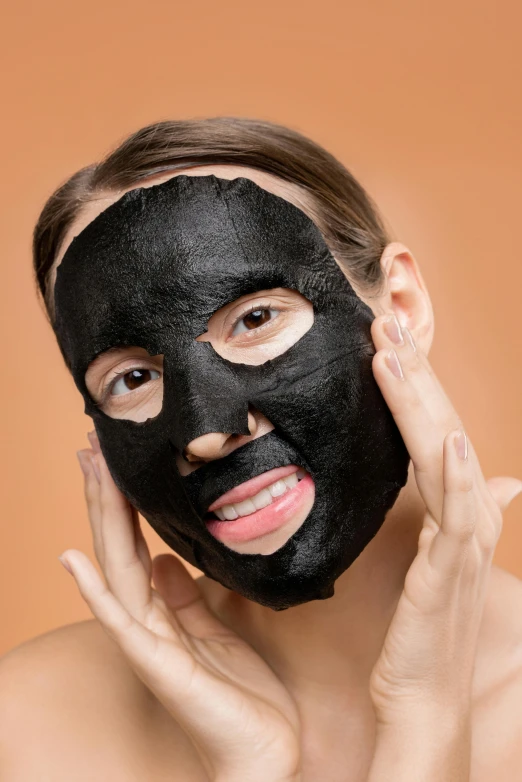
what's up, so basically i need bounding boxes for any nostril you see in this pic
[182,448,204,464]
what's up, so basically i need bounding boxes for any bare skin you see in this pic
[1,165,521,781]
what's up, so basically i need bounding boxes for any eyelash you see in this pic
[99,364,159,405]
[228,300,278,338]
[97,301,280,403]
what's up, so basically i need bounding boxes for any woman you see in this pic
[1,117,521,781]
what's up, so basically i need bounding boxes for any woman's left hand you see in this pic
[366,314,522,777]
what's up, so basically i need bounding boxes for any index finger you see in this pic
[371,315,468,521]
[94,449,154,623]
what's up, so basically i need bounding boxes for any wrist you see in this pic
[374,699,471,736]
[213,761,301,782]
[215,774,300,782]
[368,711,471,782]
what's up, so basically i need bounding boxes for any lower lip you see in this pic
[206,473,315,544]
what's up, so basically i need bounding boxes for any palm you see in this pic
[132,564,301,774]
[67,447,301,780]
[67,446,301,781]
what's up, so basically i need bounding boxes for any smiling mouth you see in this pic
[204,464,315,546]
[205,466,308,521]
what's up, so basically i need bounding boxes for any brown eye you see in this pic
[110,368,160,396]
[232,308,279,336]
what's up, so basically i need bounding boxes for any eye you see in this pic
[110,368,161,396]
[231,307,280,336]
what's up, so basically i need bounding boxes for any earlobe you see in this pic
[380,242,434,353]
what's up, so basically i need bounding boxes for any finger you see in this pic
[59,549,190,683]
[86,432,153,578]
[132,507,153,580]
[95,451,152,621]
[373,324,493,520]
[77,448,105,568]
[372,316,463,521]
[427,429,477,577]
[87,429,101,454]
[152,555,232,640]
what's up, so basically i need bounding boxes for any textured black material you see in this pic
[53,175,410,610]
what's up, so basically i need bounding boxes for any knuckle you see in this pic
[418,523,437,551]
[454,474,474,494]
[402,350,424,375]
[449,515,476,544]
[105,553,142,578]
[479,527,499,554]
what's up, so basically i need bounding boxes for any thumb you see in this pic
[486,477,522,513]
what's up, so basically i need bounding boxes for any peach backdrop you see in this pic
[1,0,521,655]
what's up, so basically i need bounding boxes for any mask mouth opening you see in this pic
[203,467,308,523]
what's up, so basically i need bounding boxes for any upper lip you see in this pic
[207,464,300,512]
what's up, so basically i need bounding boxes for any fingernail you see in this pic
[76,450,91,478]
[58,555,73,575]
[385,349,404,379]
[454,429,468,461]
[403,327,417,352]
[383,315,404,345]
[91,454,101,484]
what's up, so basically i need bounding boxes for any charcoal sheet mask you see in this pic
[53,175,410,611]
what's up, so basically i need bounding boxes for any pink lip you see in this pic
[206,473,315,544]
[207,464,301,511]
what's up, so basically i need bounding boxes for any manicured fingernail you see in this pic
[76,450,91,478]
[403,327,417,352]
[92,454,102,484]
[58,555,73,575]
[454,429,468,461]
[385,349,404,379]
[383,315,404,345]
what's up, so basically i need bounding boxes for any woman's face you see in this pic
[52,164,377,556]
[51,166,412,609]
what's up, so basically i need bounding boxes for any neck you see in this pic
[206,465,424,696]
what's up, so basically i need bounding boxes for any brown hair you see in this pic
[33,116,392,323]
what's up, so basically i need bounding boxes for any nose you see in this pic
[182,408,272,463]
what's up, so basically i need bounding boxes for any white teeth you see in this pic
[269,479,287,497]
[252,488,273,510]
[283,472,298,490]
[211,469,306,522]
[234,497,257,516]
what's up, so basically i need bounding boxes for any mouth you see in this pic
[204,465,315,545]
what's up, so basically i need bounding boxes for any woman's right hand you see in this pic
[59,434,301,782]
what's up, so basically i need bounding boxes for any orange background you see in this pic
[1,0,521,656]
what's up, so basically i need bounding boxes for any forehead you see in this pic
[55,174,328,308]
[53,165,316,274]
[52,174,346,369]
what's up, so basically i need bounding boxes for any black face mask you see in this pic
[53,175,410,611]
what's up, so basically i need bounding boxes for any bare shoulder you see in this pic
[471,565,522,779]
[0,619,207,781]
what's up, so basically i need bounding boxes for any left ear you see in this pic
[373,241,434,354]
